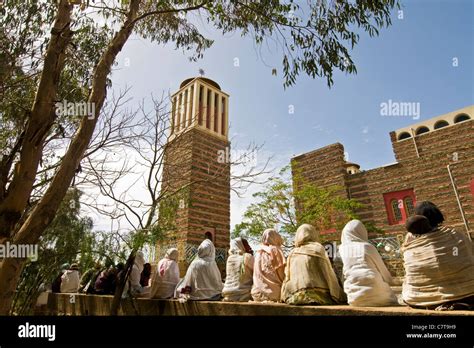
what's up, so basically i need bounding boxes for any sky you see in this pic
[90,0,474,233]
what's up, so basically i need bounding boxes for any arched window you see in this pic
[383,189,416,225]
[404,196,415,216]
[434,120,449,129]
[415,126,429,135]
[391,199,403,222]
[398,132,411,140]
[454,113,471,123]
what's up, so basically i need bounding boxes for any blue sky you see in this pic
[106,0,474,231]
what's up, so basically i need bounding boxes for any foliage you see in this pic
[11,189,126,315]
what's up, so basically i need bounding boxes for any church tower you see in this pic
[157,77,230,275]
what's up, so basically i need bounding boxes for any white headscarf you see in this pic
[175,239,223,300]
[165,248,179,261]
[229,237,246,255]
[341,219,368,244]
[339,220,397,307]
[197,239,216,262]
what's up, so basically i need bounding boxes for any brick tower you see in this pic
[157,77,231,276]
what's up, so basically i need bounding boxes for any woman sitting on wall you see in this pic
[123,251,150,298]
[402,201,474,310]
[251,229,286,302]
[281,224,346,305]
[222,237,254,302]
[175,239,223,301]
[149,248,180,299]
[339,220,398,307]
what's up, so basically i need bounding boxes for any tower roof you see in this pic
[180,77,221,90]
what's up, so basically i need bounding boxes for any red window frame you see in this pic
[383,189,416,225]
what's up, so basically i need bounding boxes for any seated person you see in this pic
[222,238,254,302]
[402,202,474,310]
[175,239,223,301]
[149,248,180,299]
[339,220,398,306]
[94,266,118,295]
[123,251,150,297]
[60,263,80,293]
[282,224,346,305]
[251,229,286,302]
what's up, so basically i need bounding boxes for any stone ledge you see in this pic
[38,293,474,316]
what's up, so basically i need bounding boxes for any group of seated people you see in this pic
[55,201,474,311]
[145,201,474,310]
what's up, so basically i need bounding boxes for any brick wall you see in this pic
[158,127,230,276]
[292,119,474,240]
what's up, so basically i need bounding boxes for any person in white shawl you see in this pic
[149,248,180,299]
[222,238,254,302]
[339,220,398,306]
[175,239,223,300]
[60,264,80,293]
[402,201,474,310]
[282,224,346,305]
[123,251,150,298]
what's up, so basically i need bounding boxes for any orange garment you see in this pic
[251,229,285,302]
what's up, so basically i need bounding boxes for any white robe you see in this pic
[339,220,398,307]
[60,270,80,293]
[123,251,150,297]
[150,248,180,299]
[175,239,223,300]
[222,238,254,302]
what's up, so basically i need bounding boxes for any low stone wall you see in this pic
[37,293,474,316]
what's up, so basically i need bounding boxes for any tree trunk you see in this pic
[0,0,142,315]
[0,0,73,238]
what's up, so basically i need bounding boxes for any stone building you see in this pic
[156,77,230,276]
[291,105,474,245]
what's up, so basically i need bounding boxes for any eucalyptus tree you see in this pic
[0,0,399,314]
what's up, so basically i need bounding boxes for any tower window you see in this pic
[434,120,449,129]
[214,93,219,132]
[383,189,416,225]
[398,132,411,140]
[415,126,429,135]
[206,90,212,129]
[171,96,177,134]
[454,113,471,123]
[198,85,204,126]
[221,97,226,135]
[189,86,194,126]
[176,93,183,131]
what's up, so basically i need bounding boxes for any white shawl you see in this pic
[339,220,398,307]
[150,248,180,299]
[222,238,254,302]
[175,239,223,300]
